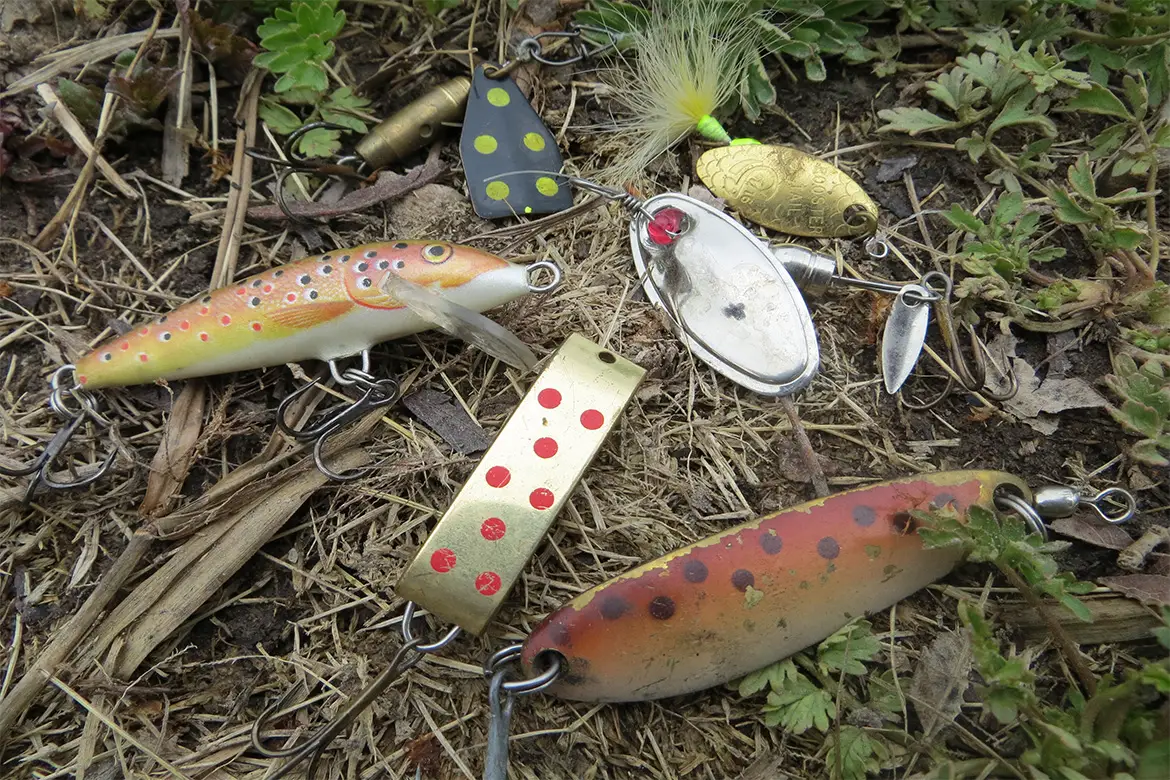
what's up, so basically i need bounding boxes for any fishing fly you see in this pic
[0,242,561,498]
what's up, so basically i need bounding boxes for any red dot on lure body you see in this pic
[538,388,562,409]
[179,321,190,331]
[529,488,555,510]
[533,437,558,458]
[475,571,502,596]
[221,315,232,326]
[580,409,605,430]
[485,466,511,488]
[251,322,262,332]
[119,341,130,351]
[286,293,296,303]
[430,548,457,573]
[199,306,210,316]
[78,375,88,385]
[263,284,273,293]
[236,287,246,295]
[199,332,209,342]
[138,353,149,362]
[480,517,507,540]
[139,328,149,336]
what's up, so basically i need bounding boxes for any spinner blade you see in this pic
[460,65,574,219]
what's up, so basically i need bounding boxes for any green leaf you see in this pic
[804,55,827,83]
[956,135,989,163]
[1123,74,1149,121]
[764,684,835,734]
[1136,740,1170,780]
[877,107,958,136]
[1089,122,1130,160]
[737,658,802,697]
[295,125,341,158]
[258,100,302,134]
[1051,191,1096,225]
[986,89,1057,143]
[943,204,985,234]
[826,726,888,780]
[818,620,880,675]
[740,53,776,120]
[56,78,102,129]
[1067,155,1097,201]
[992,191,1025,228]
[1063,84,1132,120]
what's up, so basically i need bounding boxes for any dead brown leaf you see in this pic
[1049,516,1133,551]
[1097,575,1170,607]
[908,629,973,737]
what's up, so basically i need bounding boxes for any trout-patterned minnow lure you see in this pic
[2,240,557,497]
[520,470,1027,702]
[74,241,538,388]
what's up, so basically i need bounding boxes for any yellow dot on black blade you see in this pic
[474,135,498,154]
[523,132,546,152]
[487,88,510,107]
[485,181,510,200]
[535,177,559,197]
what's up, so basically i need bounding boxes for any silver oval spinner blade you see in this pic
[630,193,820,397]
[882,284,932,394]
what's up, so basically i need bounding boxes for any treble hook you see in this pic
[276,355,401,480]
[0,365,118,502]
[246,122,369,224]
[251,604,461,780]
[899,272,1018,410]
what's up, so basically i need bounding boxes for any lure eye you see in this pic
[422,244,452,264]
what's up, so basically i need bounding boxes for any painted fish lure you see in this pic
[1,241,560,497]
[519,471,1134,702]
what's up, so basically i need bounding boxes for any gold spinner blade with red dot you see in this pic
[395,334,645,634]
[459,65,574,219]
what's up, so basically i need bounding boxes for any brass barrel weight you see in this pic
[354,76,472,169]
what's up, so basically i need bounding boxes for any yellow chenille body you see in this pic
[75,241,529,389]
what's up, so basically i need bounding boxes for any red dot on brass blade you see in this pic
[475,571,502,596]
[529,488,554,510]
[580,409,604,430]
[485,466,511,488]
[533,437,558,458]
[430,548,457,573]
[481,518,506,540]
[538,388,562,409]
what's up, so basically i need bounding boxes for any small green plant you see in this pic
[737,620,901,780]
[254,0,370,157]
[919,503,1096,621]
[957,601,1170,780]
[1105,354,1170,466]
[943,192,1065,282]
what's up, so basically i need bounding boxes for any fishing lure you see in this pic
[592,0,878,238]
[1,241,560,497]
[518,472,1136,702]
[254,26,615,222]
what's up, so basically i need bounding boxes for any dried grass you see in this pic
[0,4,1155,780]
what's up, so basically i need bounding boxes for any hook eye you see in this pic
[525,260,562,293]
[1083,487,1137,525]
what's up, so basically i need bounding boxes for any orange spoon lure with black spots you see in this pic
[3,241,558,497]
[520,471,1029,702]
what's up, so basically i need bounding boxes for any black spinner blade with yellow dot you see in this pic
[460,65,573,219]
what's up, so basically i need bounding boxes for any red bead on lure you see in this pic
[75,241,534,388]
[520,470,1028,702]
